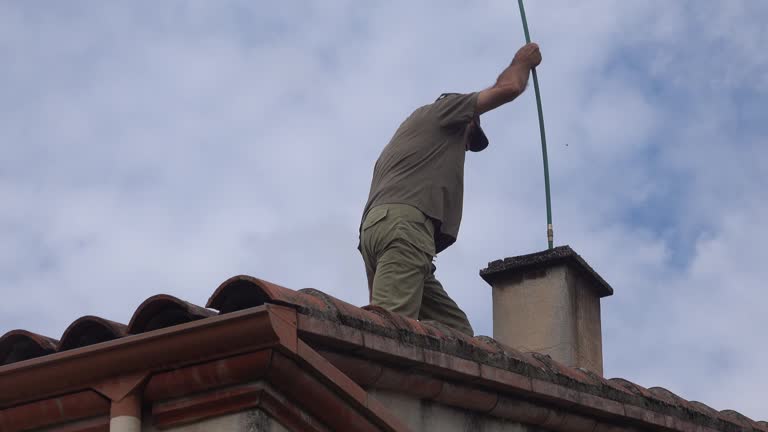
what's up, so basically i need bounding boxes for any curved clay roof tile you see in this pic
[207,275,275,313]
[207,275,326,314]
[719,409,755,427]
[58,316,128,351]
[688,401,721,418]
[128,294,215,334]
[648,386,684,404]
[0,330,58,365]
[608,378,654,399]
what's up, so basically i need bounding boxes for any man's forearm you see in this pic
[498,61,531,91]
[493,61,531,97]
[476,62,530,114]
[476,43,541,114]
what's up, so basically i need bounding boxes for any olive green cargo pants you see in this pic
[360,204,474,336]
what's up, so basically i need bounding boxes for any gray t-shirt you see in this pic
[361,93,480,253]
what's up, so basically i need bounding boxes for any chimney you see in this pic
[480,245,613,375]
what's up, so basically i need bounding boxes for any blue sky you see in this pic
[1,1,766,420]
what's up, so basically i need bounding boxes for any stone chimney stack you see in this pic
[480,246,613,375]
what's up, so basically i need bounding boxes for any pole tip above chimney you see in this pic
[479,245,614,297]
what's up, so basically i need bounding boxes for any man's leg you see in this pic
[419,263,474,336]
[360,204,435,319]
[369,239,431,318]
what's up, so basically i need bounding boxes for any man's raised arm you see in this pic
[477,43,542,115]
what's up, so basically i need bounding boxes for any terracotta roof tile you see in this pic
[59,316,128,351]
[128,294,215,334]
[576,368,635,397]
[0,275,762,431]
[471,336,543,373]
[362,305,424,335]
[720,409,760,428]
[608,377,655,399]
[647,386,692,410]
[207,275,327,314]
[688,400,721,418]
[530,352,596,386]
[0,330,58,365]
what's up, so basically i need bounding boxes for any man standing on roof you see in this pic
[359,43,542,336]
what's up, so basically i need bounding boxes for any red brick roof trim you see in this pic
[0,390,109,431]
[49,416,109,432]
[59,316,128,351]
[0,305,291,409]
[128,294,215,334]
[144,346,410,432]
[305,305,626,403]
[0,275,764,431]
[283,293,766,431]
[0,306,410,432]
[321,350,652,432]
[0,330,58,366]
[151,381,333,432]
[203,277,766,431]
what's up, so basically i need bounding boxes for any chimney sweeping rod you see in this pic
[517,0,554,250]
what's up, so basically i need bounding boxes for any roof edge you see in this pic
[297,313,764,432]
[0,304,294,409]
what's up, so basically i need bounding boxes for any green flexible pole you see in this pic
[518,0,553,249]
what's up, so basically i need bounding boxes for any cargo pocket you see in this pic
[362,207,388,231]
[361,206,390,259]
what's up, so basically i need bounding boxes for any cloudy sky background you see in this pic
[1,0,766,419]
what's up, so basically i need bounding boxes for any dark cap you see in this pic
[436,93,489,152]
[468,117,489,152]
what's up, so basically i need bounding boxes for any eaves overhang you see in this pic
[0,303,409,432]
[0,304,295,409]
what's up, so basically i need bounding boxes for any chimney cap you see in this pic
[480,245,614,297]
